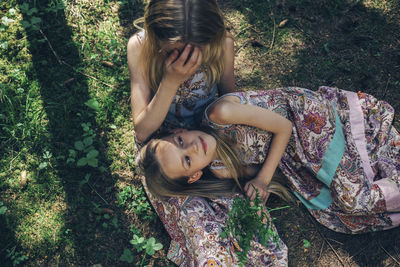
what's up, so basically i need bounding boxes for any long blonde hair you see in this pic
[138,128,293,201]
[134,0,227,93]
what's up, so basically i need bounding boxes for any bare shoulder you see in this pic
[127,33,144,61]
[208,95,240,124]
[127,33,146,77]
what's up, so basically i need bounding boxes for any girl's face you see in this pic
[155,129,217,180]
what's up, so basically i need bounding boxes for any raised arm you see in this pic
[127,35,202,143]
[208,95,293,202]
[217,35,235,95]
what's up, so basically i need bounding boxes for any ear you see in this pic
[169,128,187,134]
[187,171,203,184]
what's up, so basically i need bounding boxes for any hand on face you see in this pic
[163,43,203,88]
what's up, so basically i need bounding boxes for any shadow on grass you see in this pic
[0,0,140,265]
[227,0,400,265]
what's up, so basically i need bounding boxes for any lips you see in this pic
[199,136,207,154]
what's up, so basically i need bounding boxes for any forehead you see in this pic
[160,41,186,52]
[155,140,186,179]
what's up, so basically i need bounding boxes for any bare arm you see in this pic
[217,35,235,95]
[128,36,203,143]
[208,95,293,202]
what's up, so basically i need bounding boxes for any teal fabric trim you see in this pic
[294,108,345,210]
[316,110,345,187]
[293,186,332,210]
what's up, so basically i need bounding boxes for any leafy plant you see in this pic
[6,247,28,266]
[68,122,100,168]
[303,239,311,248]
[19,3,42,31]
[39,150,52,170]
[119,248,134,263]
[130,234,163,265]
[220,187,288,266]
[0,201,7,215]
[118,186,156,220]
[121,226,164,266]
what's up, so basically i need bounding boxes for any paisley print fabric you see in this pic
[135,30,218,132]
[141,184,288,266]
[203,86,400,234]
[134,34,288,266]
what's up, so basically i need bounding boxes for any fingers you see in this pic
[165,49,179,66]
[262,192,270,205]
[245,184,256,201]
[187,46,201,66]
[176,44,192,65]
[176,45,202,69]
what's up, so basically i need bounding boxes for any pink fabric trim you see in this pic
[344,91,375,182]
[374,179,400,212]
[388,213,400,229]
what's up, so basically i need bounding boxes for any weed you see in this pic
[19,3,41,31]
[119,248,134,263]
[119,226,163,266]
[0,201,7,215]
[68,122,100,168]
[303,239,311,248]
[6,247,28,267]
[118,186,156,221]
[220,186,288,266]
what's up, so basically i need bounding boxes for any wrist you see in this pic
[255,174,272,185]
[160,77,180,91]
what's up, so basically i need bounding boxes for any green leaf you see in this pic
[303,239,311,248]
[85,99,100,111]
[21,20,31,28]
[104,214,110,219]
[38,162,48,170]
[83,137,93,147]
[87,149,99,159]
[323,43,330,53]
[77,157,88,167]
[119,249,133,263]
[79,174,90,187]
[145,241,155,256]
[74,141,84,151]
[0,206,7,215]
[20,3,29,13]
[87,157,98,168]
[153,242,163,251]
[30,16,41,25]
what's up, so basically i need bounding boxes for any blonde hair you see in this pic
[138,128,293,202]
[134,0,227,93]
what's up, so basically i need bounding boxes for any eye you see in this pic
[185,156,191,166]
[178,136,183,146]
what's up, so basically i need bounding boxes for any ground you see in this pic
[0,0,399,266]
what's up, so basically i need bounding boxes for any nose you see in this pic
[185,141,198,154]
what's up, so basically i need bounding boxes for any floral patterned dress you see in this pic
[135,32,288,267]
[203,86,400,234]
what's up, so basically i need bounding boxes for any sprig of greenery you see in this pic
[220,186,288,266]
[6,247,28,267]
[118,186,156,221]
[120,226,163,265]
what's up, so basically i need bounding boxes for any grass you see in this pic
[1,0,399,266]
